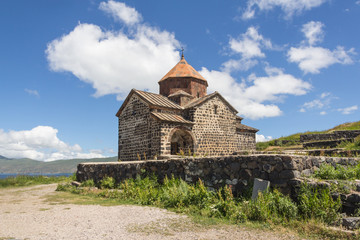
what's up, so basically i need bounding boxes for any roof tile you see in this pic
[151,112,194,124]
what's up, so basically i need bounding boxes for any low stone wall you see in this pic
[303,139,353,149]
[76,155,359,196]
[300,130,360,143]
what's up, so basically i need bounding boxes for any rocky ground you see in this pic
[0,184,304,240]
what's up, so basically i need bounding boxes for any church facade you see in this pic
[116,55,258,161]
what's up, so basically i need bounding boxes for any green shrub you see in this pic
[298,184,341,224]
[100,176,116,189]
[81,179,95,187]
[210,185,237,219]
[314,164,360,180]
[241,190,298,223]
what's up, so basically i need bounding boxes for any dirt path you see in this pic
[0,184,304,240]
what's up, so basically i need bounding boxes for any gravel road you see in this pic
[0,184,304,240]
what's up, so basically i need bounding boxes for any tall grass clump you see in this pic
[241,190,298,223]
[314,163,360,180]
[298,184,341,224]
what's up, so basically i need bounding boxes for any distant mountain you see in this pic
[0,156,117,174]
[0,155,9,160]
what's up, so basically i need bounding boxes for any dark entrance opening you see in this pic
[170,129,194,155]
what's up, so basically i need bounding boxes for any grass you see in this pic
[313,163,360,180]
[0,175,74,188]
[256,121,360,151]
[55,175,358,239]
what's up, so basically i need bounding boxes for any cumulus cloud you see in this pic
[25,89,39,97]
[301,21,324,45]
[229,26,272,59]
[256,134,273,142]
[241,0,328,20]
[288,21,355,74]
[200,65,311,119]
[99,0,142,25]
[337,105,358,115]
[288,46,355,74]
[223,27,272,73]
[0,126,106,161]
[46,1,180,100]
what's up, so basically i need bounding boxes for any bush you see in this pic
[81,179,95,187]
[100,176,116,189]
[314,164,360,180]
[298,184,341,224]
[242,190,298,223]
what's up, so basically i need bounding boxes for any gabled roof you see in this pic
[159,55,207,84]
[184,92,238,113]
[116,89,182,117]
[236,123,259,133]
[151,112,194,124]
[168,90,194,98]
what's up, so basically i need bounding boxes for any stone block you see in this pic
[282,159,296,170]
[342,217,360,230]
[263,163,273,173]
[347,193,360,203]
[279,170,299,179]
[251,178,270,200]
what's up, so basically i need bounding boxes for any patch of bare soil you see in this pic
[0,184,304,240]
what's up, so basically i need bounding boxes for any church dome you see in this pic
[159,55,207,84]
[158,55,208,98]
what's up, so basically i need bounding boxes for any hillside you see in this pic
[257,121,360,151]
[0,156,117,174]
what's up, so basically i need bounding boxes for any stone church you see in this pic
[116,54,258,161]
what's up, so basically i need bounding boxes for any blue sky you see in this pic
[0,0,359,161]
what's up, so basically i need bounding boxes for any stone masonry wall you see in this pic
[236,131,256,151]
[77,155,359,196]
[189,96,240,156]
[118,95,161,161]
[300,130,360,142]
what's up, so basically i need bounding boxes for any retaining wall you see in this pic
[76,155,359,196]
[300,130,360,143]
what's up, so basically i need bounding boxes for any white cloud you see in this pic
[0,126,107,161]
[46,1,180,100]
[229,26,272,59]
[337,105,358,115]
[303,99,324,109]
[301,21,324,45]
[300,92,336,113]
[199,65,311,119]
[99,0,142,25]
[242,0,328,20]
[25,89,39,97]
[288,46,355,74]
[224,27,272,72]
[221,58,258,72]
[320,111,327,115]
[356,1,360,5]
[320,92,330,98]
[256,134,273,142]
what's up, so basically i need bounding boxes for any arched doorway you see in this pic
[170,129,194,155]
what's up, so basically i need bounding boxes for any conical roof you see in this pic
[159,55,207,83]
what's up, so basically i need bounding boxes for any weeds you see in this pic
[314,163,360,180]
[57,175,344,231]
